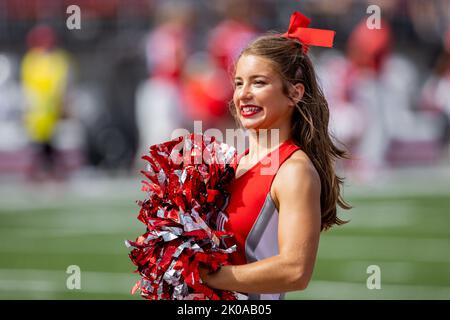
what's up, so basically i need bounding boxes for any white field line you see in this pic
[0,268,449,299]
[0,269,138,296]
[0,242,131,254]
[343,183,450,199]
[1,260,449,285]
[0,203,139,214]
[318,234,450,263]
[338,202,426,228]
[287,280,450,300]
[0,226,142,237]
[313,260,450,284]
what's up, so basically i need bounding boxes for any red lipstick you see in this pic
[240,105,263,117]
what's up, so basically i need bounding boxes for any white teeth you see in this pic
[242,106,261,113]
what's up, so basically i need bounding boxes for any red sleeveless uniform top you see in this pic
[223,139,301,300]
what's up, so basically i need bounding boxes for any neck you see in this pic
[246,128,291,162]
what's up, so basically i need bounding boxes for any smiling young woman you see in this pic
[199,12,352,300]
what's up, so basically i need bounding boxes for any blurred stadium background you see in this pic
[1,0,450,300]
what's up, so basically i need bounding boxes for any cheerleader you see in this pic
[199,11,351,299]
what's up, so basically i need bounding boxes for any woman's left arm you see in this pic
[201,158,322,293]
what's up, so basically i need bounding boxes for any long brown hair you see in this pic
[229,33,352,231]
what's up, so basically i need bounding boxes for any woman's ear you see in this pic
[289,83,305,106]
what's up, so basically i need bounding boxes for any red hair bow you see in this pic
[282,11,335,53]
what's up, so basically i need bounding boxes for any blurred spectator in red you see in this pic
[144,2,192,83]
[181,0,259,131]
[318,18,393,180]
[345,17,393,177]
[135,1,194,161]
[320,16,444,182]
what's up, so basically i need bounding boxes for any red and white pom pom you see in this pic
[126,133,244,300]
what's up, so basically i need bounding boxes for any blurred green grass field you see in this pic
[1,171,450,300]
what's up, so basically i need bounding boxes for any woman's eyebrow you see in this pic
[234,75,270,80]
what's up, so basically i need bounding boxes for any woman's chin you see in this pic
[241,121,263,130]
[239,117,266,130]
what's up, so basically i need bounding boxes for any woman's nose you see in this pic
[238,84,252,101]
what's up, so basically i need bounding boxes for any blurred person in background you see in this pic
[0,53,27,173]
[408,0,450,47]
[135,0,193,162]
[316,50,365,166]
[21,24,72,182]
[420,27,450,160]
[317,18,393,180]
[320,16,445,181]
[181,0,259,131]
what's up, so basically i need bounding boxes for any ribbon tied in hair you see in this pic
[281,11,335,53]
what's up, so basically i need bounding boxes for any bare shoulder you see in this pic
[276,149,320,185]
[271,150,321,208]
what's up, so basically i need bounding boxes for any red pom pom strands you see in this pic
[126,133,245,300]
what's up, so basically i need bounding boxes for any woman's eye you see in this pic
[234,80,266,87]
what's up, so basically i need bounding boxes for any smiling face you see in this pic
[233,54,296,132]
